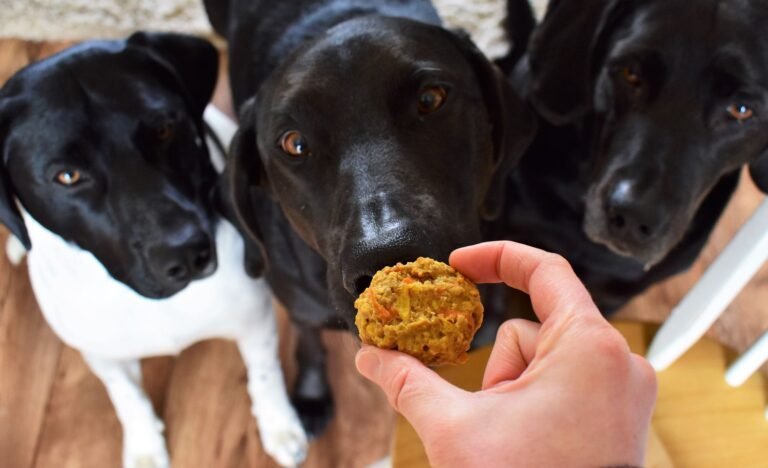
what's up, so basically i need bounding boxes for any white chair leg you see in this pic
[646,198,768,371]
[725,331,768,387]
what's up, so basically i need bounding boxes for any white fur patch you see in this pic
[24,211,269,358]
[5,233,27,265]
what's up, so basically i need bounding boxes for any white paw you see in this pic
[5,234,26,265]
[258,409,309,467]
[130,453,170,468]
[123,422,171,468]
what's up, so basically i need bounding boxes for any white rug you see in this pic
[0,0,549,59]
[0,0,212,41]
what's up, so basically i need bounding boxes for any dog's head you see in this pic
[226,16,534,321]
[0,33,221,298]
[526,0,768,266]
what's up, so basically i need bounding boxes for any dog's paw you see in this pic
[123,423,170,468]
[5,235,27,266]
[290,394,334,439]
[257,408,309,467]
[131,453,170,468]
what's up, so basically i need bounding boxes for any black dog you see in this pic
[0,33,219,298]
[0,35,312,466]
[204,0,535,435]
[506,0,768,312]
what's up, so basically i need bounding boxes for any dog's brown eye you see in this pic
[55,170,81,186]
[157,123,175,141]
[622,66,641,87]
[280,131,309,156]
[727,104,754,122]
[418,86,447,114]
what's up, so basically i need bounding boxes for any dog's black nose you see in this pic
[341,232,447,297]
[151,231,216,284]
[605,180,658,242]
[343,246,422,297]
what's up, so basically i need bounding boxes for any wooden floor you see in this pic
[0,38,767,468]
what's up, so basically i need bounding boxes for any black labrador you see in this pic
[204,0,535,435]
[506,0,768,313]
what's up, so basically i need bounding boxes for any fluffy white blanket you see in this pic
[0,0,549,59]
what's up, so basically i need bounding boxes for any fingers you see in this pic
[355,346,464,428]
[482,319,540,389]
[450,241,601,323]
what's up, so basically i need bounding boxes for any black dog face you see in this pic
[527,0,768,267]
[228,16,534,320]
[0,33,221,298]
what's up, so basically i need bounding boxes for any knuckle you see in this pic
[632,353,659,391]
[543,252,571,270]
[497,319,523,341]
[593,331,631,364]
[628,354,658,411]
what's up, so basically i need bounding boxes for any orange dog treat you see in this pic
[354,257,483,366]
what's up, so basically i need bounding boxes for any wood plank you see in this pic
[32,346,122,468]
[0,39,74,84]
[30,353,173,468]
[164,339,267,468]
[652,335,768,467]
[0,232,63,468]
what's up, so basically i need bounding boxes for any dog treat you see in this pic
[354,257,483,366]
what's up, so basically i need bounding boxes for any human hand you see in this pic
[355,241,657,467]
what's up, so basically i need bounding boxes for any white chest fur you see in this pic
[23,213,270,359]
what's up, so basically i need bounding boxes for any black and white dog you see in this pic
[506,0,768,312]
[204,0,535,435]
[0,34,306,467]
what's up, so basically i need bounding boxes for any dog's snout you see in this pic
[352,275,374,296]
[149,228,216,285]
[167,243,213,279]
[341,230,447,297]
[341,240,426,296]
[605,180,658,242]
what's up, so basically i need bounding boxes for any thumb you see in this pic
[356,346,464,428]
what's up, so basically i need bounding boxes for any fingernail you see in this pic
[356,348,381,380]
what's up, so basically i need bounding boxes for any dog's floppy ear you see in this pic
[202,0,230,38]
[0,97,30,249]
[220,96,270,276]
[494,0,537,73]
[127,32,219,118]
[526,0,634,125]
[446,30,537,220]
[749,153,768,193]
